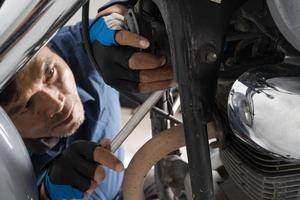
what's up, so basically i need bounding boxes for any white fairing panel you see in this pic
[267,0,300,52]
[0,107,37,200]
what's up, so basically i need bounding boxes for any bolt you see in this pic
[206,52,218,64]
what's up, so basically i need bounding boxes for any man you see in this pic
[0,3,173,200]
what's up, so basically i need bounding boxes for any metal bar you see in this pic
[111,90,164,153]
[152,0,243,199]
[179,88,214,199]
[172,96,181,114]
[151,93,175,200]
[121,92,181,124]
[152,106,181,124]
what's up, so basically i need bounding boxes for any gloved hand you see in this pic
[41,140,123,200]
[90,4,175,93]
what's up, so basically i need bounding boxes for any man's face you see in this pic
[3,47,84,148]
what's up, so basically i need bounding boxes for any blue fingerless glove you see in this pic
[44,173,84,200]
[89,11,140,92]
[90,13,125,46]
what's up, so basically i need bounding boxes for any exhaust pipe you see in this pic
[123,122,217,200]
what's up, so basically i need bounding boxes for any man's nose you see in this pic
[32,89,65,118]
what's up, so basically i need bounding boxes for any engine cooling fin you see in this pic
[221,135,300,200]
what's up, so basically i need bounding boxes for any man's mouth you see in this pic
[54,112,74,129]
[52,103,75,131]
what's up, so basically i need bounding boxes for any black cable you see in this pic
[82,0,97,67]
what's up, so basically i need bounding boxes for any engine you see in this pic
[215,0,300,199]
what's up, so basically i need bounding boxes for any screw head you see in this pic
[206,52,218,64]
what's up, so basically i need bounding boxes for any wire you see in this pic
[82,0,97,67]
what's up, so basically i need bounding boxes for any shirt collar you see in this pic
[77,87,95,103]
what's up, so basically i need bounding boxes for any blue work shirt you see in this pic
[30,22,124,200]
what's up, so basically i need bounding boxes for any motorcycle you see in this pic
[1,0,300,199]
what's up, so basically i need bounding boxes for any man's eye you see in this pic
[45,67,55,81]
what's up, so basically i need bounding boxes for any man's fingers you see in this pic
[140,66,173,83]
[85,180,98,196]
[115,30,149,48]
[129,52,166,70]
[100,138,112,147]
[93,147,124,171]
[93,165,105,183]
[139,80,177,93]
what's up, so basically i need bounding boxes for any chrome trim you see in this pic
[228,64,300,161]
[0,0,87,91]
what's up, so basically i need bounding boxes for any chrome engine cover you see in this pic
[228,64,300,161]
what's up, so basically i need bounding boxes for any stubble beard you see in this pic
[59,115,85,138]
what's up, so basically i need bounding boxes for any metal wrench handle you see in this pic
[111,90,164,153]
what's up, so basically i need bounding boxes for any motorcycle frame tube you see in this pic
[150,93,174,200]
[152,0,243,199]
[0,0,87,91]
